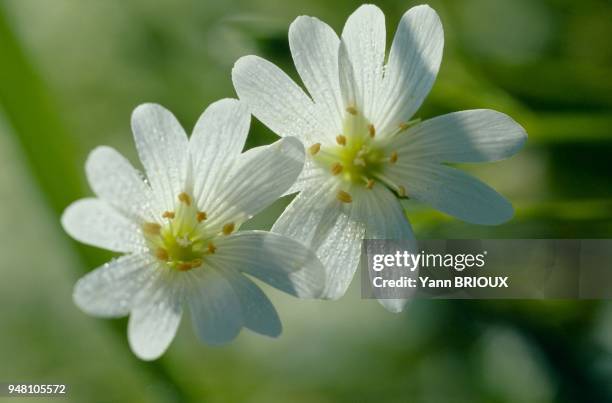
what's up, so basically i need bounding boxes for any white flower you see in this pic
[61,99,325,360]
[232,4,527,312]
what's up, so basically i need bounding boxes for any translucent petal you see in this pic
[392,109,527,163]
[210,230,326,298]
[73,253,159,318]
[386,163,514,225]
[131,103,189,212]
[374,5,443,135]
[61,198,146,253]
[85,146,155,222]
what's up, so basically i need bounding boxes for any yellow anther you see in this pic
[155,247,169,261]
[366,179,375,189]
[390,151,398,164]
[143,222,161,235]
[196,211,207,222]
[222,222,235,235]
[399,118,421,132]
[162,211,175,219]
[346,106,358,115]
[175,259,203,271]
[336,190,353,203]
[207,242,217,254]
[309,143,321,155]
[398,185,407,197]
[178,192,191,206]
[331,162,343,176]
[336,135,347,146]
[177,262,193,271]
[368,124,376,138]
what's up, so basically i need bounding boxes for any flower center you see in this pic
[309,106,411,202]
[141,192,233,271]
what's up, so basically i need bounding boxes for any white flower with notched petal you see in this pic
[232,4,527,312]
[61,99,325,360]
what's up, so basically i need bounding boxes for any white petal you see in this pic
[273,181,365,299]
[128,272,183,361]
[61,198,146,253]
[284,157,327,195]
[289,16,343,133]
[374,5,444,135]
[131,103,189,212]
[85,146,155,222]
[386,163,514,225]
[378,298,410,313]
[351,186,415,313]
[221,269,282,338]
[205,137,305,227]
[339,4,386,119]
[393,110,527,163]
[190,98,251,207]
[338,42,357,115]
[351,185,415,240]
[73,253,159,318]
[232,55,328,144]
[210,230,325,299]
[187,267,243,345]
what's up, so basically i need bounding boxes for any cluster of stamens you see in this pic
[309,106,417,204]
[141,192,235,271]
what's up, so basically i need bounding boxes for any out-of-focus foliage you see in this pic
[0,0,610,402]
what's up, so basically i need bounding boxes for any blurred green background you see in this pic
[1,0,611,402]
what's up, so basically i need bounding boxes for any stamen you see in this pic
[162,211,175,219]
[398,185,407,197]
[336,135,347,146]
[176,259,203,271]
[399,118,421,132]
[196,211,207,222]
[178,192,191,205]
[368,124,376,138]
[366,179,375,189]
[155,247,169,261]
[222,222,235,235]
[337,190,353,203]
[331,162,343,176]
[143,222,161,235]
[207,242,217,254]
[177,262,193,271]
[309,143,321,155]
[354,157,366,167]
[346,106,358,115]
[389,151,398,164]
